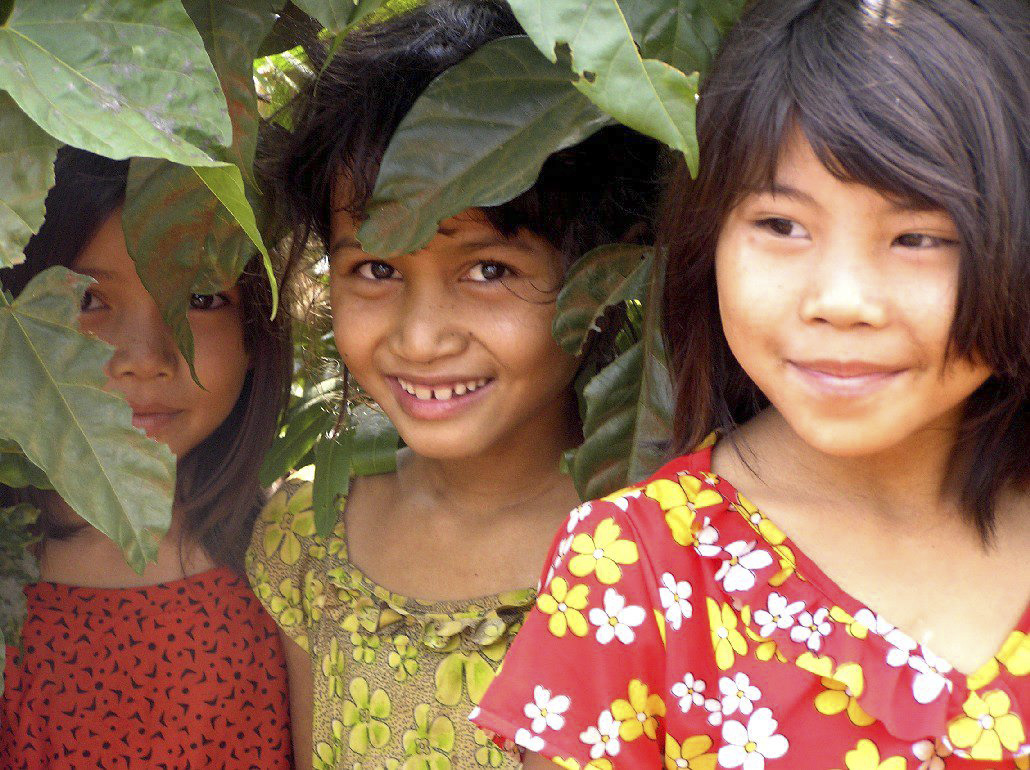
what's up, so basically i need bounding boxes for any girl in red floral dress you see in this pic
[0,147,294,768]
[475,0,1029,767]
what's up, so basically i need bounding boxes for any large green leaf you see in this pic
[570,251,674,498]
[553,243,650,356]
[358,35,611,257]
[0,503,40,676]
[506,0,701,174]
[122,159,259,380]
[0,94,60,269]
[0,0,230,166]
[350,405,399,477]
[260,377,340,487]
[0,440,50,490]
[621,0,745,75]
[0,268,176,570]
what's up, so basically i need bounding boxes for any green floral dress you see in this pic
[246,473,533,770]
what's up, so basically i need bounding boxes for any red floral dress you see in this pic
[1,566,293,769]
[474,447,1029,769]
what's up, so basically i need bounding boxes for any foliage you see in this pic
[0,0,745,694]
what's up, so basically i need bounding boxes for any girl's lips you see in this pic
[387,376,494,420]
[131,411,182,434]
[787,361,906,398]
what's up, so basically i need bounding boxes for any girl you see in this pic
[246,1,659,767]
[0,147,295,768]
[475,0,1029,767]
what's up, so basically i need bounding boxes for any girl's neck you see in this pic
[722,407,967,530]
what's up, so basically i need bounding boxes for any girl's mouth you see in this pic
[131,411,182,434]
[787,360,906,398]
[389,376,494,419]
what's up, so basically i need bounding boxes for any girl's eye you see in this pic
[356,261,397,280]
[466,261,511,282]
[893,233,958,249]
[756,217,807,238]
[188,293,229,310]
[79,289,105,312]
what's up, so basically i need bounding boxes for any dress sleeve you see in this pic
[245,475,321,652]
[473,491,681,768]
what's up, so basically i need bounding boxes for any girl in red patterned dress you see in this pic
[0,147,294,768]
[475,0,1029,767]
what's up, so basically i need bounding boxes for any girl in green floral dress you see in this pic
[246,2,659,768]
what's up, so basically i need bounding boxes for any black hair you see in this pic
[262,0,660,277]
[661,0,1029,537]
[0,146,293,571]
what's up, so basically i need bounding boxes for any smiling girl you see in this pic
[244,1,658,767]
[474,0,1029,767]
[0,148,294,768]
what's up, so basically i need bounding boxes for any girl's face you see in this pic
[328,206,579,461]
[73,210,250,458]
[715,132,992,457]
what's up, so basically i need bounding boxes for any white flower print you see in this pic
[552,534,575,573]
[523,686,571,733]
[603,489,642,512]
[853,608,901,640]
[704,696,724,726]
[514,727,544,753]
[904,647,954,704]
[671,673,706,713]
[718,708,789,770]
[589,588,646,645]
[580,709,622,759]
[659,573,693,629]
[719,672,762,717]
[789,607,833,651]
[694,516,721,558]
[752,592,805,637]
[714,540,774,592]
[885,628,918,668]
[913,738,952,770]
[566,502,593,532]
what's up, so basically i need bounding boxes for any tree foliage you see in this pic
[0,0,745,690]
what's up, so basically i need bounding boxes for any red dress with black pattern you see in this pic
[474,447,1029,768]
[0,566,293,769]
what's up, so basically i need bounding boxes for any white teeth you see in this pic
[398,377,489,400]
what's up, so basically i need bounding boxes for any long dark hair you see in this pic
[0,147,293,571]
[661,0,1029,538]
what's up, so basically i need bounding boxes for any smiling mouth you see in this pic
[131,411,181,433]
[395,377,490,401]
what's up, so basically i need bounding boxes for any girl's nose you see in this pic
[799,242,889,329]
[104,303,180,381]
[388,283,468,364]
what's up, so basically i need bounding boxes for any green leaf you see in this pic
[122,158,259,381]
[621,0,745,75]
[570,251,674,498]
[351,405,399,476]
[293,0,390,34]
[507,0,701,174]
[0,503,40,673]
[0,440,51,490]
[0,0,231,166]
[553,243,650,356]
[312,427,353,536]
[259,386,338,486]
[0,94,60,269]
[358,35,611,257]
[0,268,175,570]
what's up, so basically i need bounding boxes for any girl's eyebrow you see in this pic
[329,237,362,255]
[754,182,818,206]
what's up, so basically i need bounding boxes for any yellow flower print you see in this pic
[998,630,1030,676]
[740,606,786,663]
[568,518,639,585]
[268,578,305,627]
[303,571,325,624]
[610,679,666,741]
[261,483,316,565]
[553,759,613,770]
[948,690,1025,760]
[402,703,455,770]
[644,475,723,547]
[664,733,717,770]
[814,662,875,727]
[351,630,381,664]
[707,598,747,670]
[342,677,391,754]
[312,719,346,770]
[474,728,504,767]
[537,577,590,637]
[388,634,420,682]
[323,636,348,699]
[835,739,907,770]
